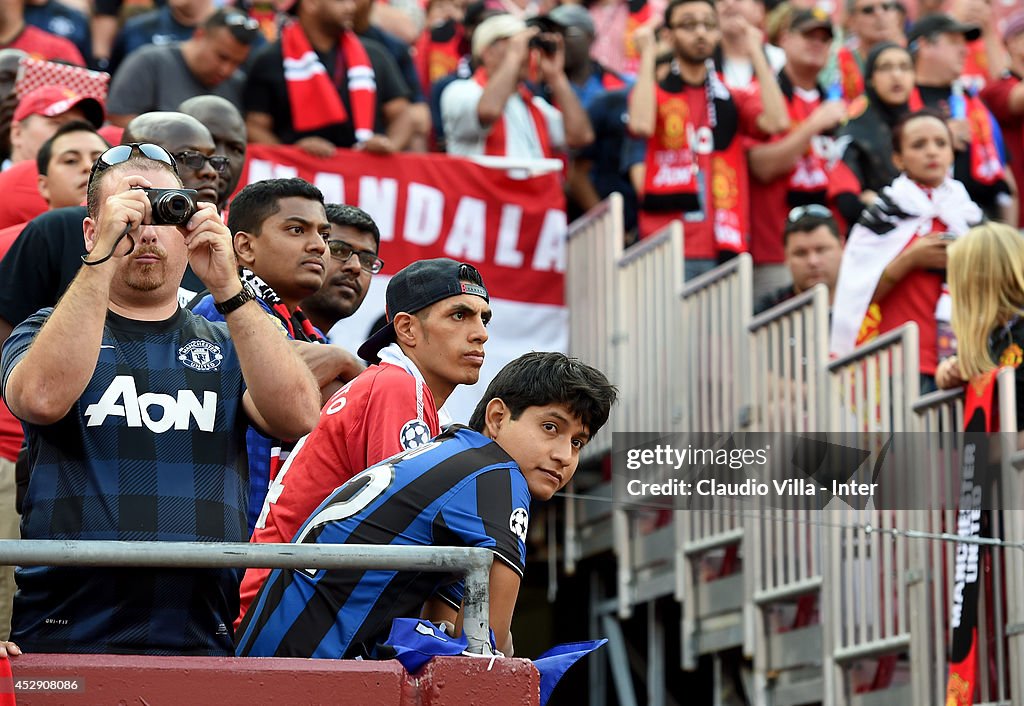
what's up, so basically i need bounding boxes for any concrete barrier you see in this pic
[5,654,540,705]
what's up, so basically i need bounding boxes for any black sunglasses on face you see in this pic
[90,142,178,181]
[173,150,230,174]
[327,239,384,274]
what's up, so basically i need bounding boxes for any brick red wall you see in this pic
[6,653,540,705]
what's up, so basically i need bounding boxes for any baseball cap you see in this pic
[472,14,527,58]
[13,85,104,128]
[788,7,834,37]
[1003,10,1024,43]
[357,258,490,362]
[907,14,981,45]
[547,4,595,34]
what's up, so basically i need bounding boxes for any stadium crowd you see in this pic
[0,0,1021,666]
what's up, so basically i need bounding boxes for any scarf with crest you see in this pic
[240,268,325,343]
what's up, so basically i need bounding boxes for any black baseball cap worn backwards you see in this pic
[358,258,489,362]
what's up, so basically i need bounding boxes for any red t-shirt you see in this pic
[749,87,839,265]
[637,78,760,257]
[876,231,944,375]
[0,161,47,230]
[0,221,28,461]
[2,25,85,66]
[980,73,1023,227]
[236,360,441,623]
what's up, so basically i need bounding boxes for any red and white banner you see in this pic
[238,145,568,423]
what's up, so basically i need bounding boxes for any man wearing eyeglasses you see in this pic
[300,203,381,339]
[190,178,363,533]
[107,8,261,127]
[0,141,321,656]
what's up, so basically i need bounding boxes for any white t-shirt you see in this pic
[440,78,566,158]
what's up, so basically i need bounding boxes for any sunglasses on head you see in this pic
[787,204,833,223]
[172,150,230,174]
[327,239,384,274]
[224,12,260,31]
[90,142,178,181]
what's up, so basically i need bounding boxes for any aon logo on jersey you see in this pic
[84,374,218,432]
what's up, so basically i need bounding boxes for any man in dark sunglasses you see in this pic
[107,8,259,127]
[0,142,321,657]
[179,96,248,211]
[837,0,903,98]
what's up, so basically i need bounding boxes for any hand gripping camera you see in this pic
[143,188,199,226]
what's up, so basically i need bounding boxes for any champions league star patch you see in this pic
[399,419,432,449]
[177,340,224,372]
[509,507,529,542]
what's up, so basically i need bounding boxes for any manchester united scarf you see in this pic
[945,371,996,705]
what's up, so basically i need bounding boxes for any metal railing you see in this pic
[564,194,626,576]
[563,196,1024,705]
[0,541,495,654]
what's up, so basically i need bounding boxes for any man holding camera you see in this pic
[440,13,593,158]
[0,143,321,655]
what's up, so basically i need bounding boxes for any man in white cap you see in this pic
[439,13,593,158]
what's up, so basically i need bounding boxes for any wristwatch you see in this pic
[214,283,256,315]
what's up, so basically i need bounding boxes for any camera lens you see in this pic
[154,193,193,225]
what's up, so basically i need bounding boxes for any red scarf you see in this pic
[281,21,376,141]
[836,46,864,101]
[945,371,996,706]
[623,0,651,75]
[472,68,552,158]
[416,20,463,99]
[639,71,746,254]
[909,87,1005,186]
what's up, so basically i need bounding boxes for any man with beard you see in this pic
[0,112,224,341]
[0,110,225,350]
[0,142,320,656]
[300,203,380,340]
[628,0,788,280]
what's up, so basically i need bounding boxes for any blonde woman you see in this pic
[938,222,1024,393]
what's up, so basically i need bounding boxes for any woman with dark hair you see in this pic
[838,41,913,207]
[831,109,984,392]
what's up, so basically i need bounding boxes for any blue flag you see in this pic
[379,618,468,673]
[533,639,608,706]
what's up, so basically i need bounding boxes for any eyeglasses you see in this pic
[857,2,897,15]
[327,239,384,274]
[787,204,833,222]
[172,151,230,174]
[670,19,718,32]
[90,142,178,181]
